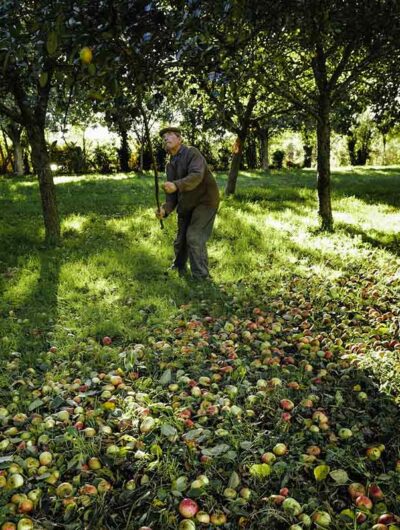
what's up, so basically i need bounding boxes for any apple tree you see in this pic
[0,0,104,244]
[256,0,400,229]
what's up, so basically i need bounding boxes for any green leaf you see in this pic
[50,396,65,410]
[46,31,58,56]
[329,469,349,484]
[171,476,188,492]
[28,398,44,411]
[228,471,240,489]
[314,464,330,481]
[159,369,172,385]
[88,63,96,76]
[201,444,230,457]
[160,424,177,437]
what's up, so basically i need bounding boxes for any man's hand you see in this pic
[163,181,177,194]
[155,206,166,219]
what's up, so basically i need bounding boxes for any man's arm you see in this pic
[174,147,206,192]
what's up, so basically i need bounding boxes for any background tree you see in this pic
[257,0,400,229]
[173,0,276,195]
[0,0,100,244]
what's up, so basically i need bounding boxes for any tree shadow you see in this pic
[0,248,61,365]
[335,222,400,256]
[332,167,400,208]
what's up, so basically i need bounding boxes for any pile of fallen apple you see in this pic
[0,273,399,529]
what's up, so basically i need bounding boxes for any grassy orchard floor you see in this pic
[0,167,399,529]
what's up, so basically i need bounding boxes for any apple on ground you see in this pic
[179,498,199,519]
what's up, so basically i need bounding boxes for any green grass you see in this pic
[1,166,400,529]
[0,166,399,374]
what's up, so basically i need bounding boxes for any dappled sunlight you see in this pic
[3,262,40,306]
[335,200,400,233]
[2,167,400,357]
[55,173,132,185]
[62,214,88,233]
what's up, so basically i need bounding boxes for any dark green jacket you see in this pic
[162,145,220,216]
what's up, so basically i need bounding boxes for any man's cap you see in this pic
[159,125,182,137]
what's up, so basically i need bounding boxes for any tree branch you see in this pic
[0,102,23,124]
[328,40,355,92]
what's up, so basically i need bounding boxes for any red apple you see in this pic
[378,514,395,524]
[102,336,112,346]
[179,498,199,519]
[270,494,286,505]
[369,483,384,500]
[280,399,294,411]
[18,499,34,514]
[348,482,366,500]
[1,523,17,530]
[355,495,373,511]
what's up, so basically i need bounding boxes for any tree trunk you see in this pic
[225,134,246,196]
[1,130,13,173]
[118,129,130,172]
[139,145,144,172]
[316,97,333,231]
[245,135,257,169]
[303,144,312,168]
[6,124,24,176]
[27,125,60,246]
[259,128,270,171]
[23,152,31,174]
[347,134,357,165]
[13,138,24,176]
[382,133,387,165]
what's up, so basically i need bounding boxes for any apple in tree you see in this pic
[80,47,93,64]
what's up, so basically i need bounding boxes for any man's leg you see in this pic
[186,205,217,279]
[172,212,192,273]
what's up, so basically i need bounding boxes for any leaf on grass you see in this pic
[314,464,330,481]
[159,369,172,385]
[329,469,349,484]
[201,444,230,457]
[228,471,240,489]
[335,391,344,406]
[50,396,65,410]
[0,456,13,464]
[172,476,188,492]
[160,424,177,437]
[182,428,204,441]
[28,398,44,411]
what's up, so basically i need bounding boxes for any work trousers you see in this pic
[173,204,217,278]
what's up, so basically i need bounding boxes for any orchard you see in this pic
[1,0,400,529]
[0,268,400,529]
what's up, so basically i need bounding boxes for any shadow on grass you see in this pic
[336,222,400,256]
[1,211,228,360]
[0,249,61,365]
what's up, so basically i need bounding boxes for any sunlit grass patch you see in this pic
[1,167,400,362]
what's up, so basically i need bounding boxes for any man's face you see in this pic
[162,132,182,153]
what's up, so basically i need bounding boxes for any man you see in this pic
[156,126,220,280]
